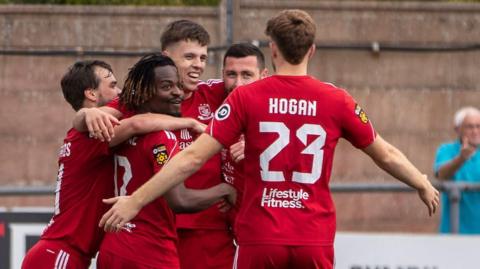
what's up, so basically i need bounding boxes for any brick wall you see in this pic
[1,0,479,233]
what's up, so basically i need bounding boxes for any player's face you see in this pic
[459,114,480,146]
[163,40,208,94]
[147,65,184,116]
[223,56,263,94]
[94,67,120,106]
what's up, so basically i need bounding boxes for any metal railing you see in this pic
[1,181,479,234]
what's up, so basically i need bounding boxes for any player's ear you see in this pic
[269,41,277,59]
[84,88,97,102]
[162,49,170,57]
[307,44,316,59]
[260,68,269,79]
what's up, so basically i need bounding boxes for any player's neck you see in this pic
[273,54,309,76]
[183,90,193,100]
[82,100,97,109]
[275,62,308,76]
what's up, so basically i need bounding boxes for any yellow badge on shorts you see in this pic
[354,104,369,124]
[152,144,169,165]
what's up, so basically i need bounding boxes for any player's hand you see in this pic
[223,183,237,207]
[229,136,245,163]
[217,199,232,213]
[85,108,120,142]
[417,175,440,216]
[190,119,207,134]
[99,196,141,232]
[460,137,476,161]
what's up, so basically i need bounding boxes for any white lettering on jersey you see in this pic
[269,98,316,116]
[54,163,64,215]
[179,129,192,150]
[180,129,192,140]
[179,141,192,150]
[259,122,325,184]
[114,155,132,196]
[128,137,137,146]
[260,187,309,209]
[58,142,71,157]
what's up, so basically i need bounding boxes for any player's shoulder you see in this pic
[318,81,355,104]
[144,130,177,141]
[196,79,226,103]
[308,78,346,93]
[197,79,224,89]
[65,128,94,142]
[232,76,271,94]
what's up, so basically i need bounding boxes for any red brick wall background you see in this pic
[1,1,479,233]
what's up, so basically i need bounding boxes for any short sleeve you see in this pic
[341,92,376,148]
[71,129,110,156]
[206,88,244,148]
[203,79,227,110]
[434,143,458,174]
[144,131,179,173]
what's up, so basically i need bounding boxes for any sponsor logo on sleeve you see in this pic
[354,104,369,124]
[215,104,231,121]
[152,144,169,165]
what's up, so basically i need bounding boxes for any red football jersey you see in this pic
[41,129,114,258]
[220,144,245,235]
[175,79,229,230]
[99,130,180,267]
[106,97,135,118]
[207,75,376,246]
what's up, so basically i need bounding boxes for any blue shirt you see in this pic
[434,140,480,234]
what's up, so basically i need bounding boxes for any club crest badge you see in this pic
[354,104,369,124]
[198,103,213,121]
[152,144,169,165]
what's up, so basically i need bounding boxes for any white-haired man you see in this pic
[435,106,480,234]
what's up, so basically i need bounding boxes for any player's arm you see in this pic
[362,135,440,216]
[108,114,206,147]
[75,105,206,144]
[73,107,122,141]
[99,133,223,231]
[229,135,245,163]
[164,183,236,213]
[436,137,476,180]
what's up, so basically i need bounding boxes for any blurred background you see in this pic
[0,0,479,267]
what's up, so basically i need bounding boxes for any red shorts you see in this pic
[177,229,235,269]
[234,245,334,269]
[21,240,91,269]
[97,249,179,269]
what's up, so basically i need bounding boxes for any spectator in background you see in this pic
[435,106,480,234]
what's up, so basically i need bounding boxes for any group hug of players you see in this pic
[21,9,440,269]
